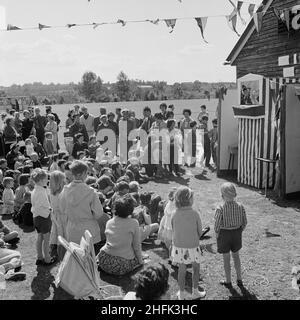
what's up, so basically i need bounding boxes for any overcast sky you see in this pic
[0,0,262,86]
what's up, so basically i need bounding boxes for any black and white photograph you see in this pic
[0,0,300,307]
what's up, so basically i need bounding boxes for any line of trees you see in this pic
[0,71,236,105]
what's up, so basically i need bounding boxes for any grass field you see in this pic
[1,168,300,300]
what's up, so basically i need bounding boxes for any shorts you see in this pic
[217,228,242,254]
[34,215,52,234]
[171,246,202,265]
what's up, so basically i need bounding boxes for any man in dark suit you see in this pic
[32,107,47,145]
[94,107,107,133]
[140,106,155,135]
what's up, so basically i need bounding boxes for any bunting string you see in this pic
[1,0,258,40]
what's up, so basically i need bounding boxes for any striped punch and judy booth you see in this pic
[233,74,284,190]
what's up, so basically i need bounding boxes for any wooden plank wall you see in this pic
[235,0,300,79]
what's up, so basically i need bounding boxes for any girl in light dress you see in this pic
[44,114,58,153]
[158,187,177,259]
[49,170,67,261]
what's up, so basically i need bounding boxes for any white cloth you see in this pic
[31,185,51,218]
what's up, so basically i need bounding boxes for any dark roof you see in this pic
[225,0,274,65]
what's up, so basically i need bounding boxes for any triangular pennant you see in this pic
[283,9,290,32]
[92,22,105,29]
[147,19,160,25]
[164,19,176,33]
[38,23,50,30]
[248,4,255,17]
[253,11,263,33]
[237,1,246,25]
[226,14,240,36]
[117,19,126,27]
[228,0,238,14]
[195,17,208,43]
[67,23,76,28]
[7,24,21,31]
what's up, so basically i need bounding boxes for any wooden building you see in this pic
[224,0,300,198]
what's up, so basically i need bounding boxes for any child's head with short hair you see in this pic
[129,181,140,193]
[50,170,66,196]
[134,263,169,300]
[58,159,66,172]
[175,186,194,208]
[3,177,14,188]
[19,174,30,186]
[23,191,31,203]
[30,152,39,162]
[116,181,129,195]
[221,182,237,202]
[200,105,206,111]
[140,192,152,206]
[114,194,135,218]
[31,168,48,187]
[0,158,7,169]
[70,160,88,181]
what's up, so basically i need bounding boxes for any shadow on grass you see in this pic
[194,172,211,181]
[31,266,56,300]
[99,267,142,294]
[227,284,259,300]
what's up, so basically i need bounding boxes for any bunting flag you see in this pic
[147,19,160,25]
[38,23,50,30]
[195,17,208,43]
[226,13,240,36]
[7,24,21,31]
[284,9,290,32]
[253,11,263,33]
[248,3,256,17]
[67,23,76,28]
[117,19,126,27]
[165,19,177,33]
[237,1,246,25]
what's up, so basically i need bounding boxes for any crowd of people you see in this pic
[0,102,249,300]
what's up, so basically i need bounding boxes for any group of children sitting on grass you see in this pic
[0,141,248,300]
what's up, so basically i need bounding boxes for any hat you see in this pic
[221,183,237,201]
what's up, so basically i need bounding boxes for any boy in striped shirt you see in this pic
[214,182,247,288]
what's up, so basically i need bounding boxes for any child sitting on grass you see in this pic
[19,191,33,227]
[14,174,30,214]
[31,168,55,266]
[171,186,206,300]
[214,182,247,288]
[2,177,15,215]
[132,193,159,243]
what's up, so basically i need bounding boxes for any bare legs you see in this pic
[222,251,242,284]
[36,232,51,262]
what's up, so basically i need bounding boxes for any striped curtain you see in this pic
[237,77,284,189]
[238,118,264,188]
